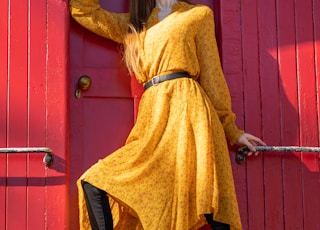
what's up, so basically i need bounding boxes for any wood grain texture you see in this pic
[2,0,319,229]
[295,0,320,229]
[27,0,47,228]
[6,0,28,229]
[0,0,8,228]
[1,0,69,229]
[46,0,69,229]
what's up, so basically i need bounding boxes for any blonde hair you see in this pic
[123,26,145,76]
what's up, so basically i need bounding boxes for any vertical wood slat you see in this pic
[46,0,69,229]
[0,0,8,228]
[277,0,304,229]
[1,0,318,230]
[6,0,28,229]
[0,0,69,229]
[222,0,320,229]
[219,0,248,229]
[315,0,320,145]
[313,0,320,224]
[69,18,85,230]
[239,0,265,229]
[258,0,284,229]
[27,0,47,229]
[295,0,320,229]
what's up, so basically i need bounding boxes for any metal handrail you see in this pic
[0,147,53,168]
[236,146,320,164]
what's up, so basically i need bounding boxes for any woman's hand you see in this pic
[236,133,266,156]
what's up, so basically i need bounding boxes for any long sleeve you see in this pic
[70,0,129,43]
[195,8,244,145]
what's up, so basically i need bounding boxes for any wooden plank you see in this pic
[295,0,320,229]
[82,31,122,68]
[258,0,284,229]
[69,17,85,230]
[220,0,248,229]
[6,0,28,229]
[313,1,320,225]
[27,0,47,229]
[0,0,8,228]
[277,0,304,229]
[314,0,320,144]
[46,0,69,229]
[83,98,134,168]
[80,68,131,98]
[69,2,133,229]
[239,0,265,229]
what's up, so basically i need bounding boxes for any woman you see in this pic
[70,0,265,229]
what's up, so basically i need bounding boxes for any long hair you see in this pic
[129,0,156,33]
[124,0,191,75]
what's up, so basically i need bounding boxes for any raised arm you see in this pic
[195,7,244,145]
[70,0,129,43]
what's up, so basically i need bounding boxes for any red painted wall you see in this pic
[0,0,69,229]
[220,0,320,229]
[0,0,319,229]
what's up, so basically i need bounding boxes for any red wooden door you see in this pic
[69,1,133,228]
[0,0,69,229]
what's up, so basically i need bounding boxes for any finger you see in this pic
[245,140,256,153]
[247,140,260,156]
[249,136,266,146]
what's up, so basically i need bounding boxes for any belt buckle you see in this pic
[152,76,160,86]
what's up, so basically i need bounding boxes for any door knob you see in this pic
[75,75,92,99]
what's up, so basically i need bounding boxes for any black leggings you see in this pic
[81,181,113,230]
[204,213,230,230]
[82,181,230,230]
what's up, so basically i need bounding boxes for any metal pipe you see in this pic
[236,146,320,164]
[0,147,52,154]
[0,147,53,168]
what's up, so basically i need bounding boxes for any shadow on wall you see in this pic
[0,153,66,186]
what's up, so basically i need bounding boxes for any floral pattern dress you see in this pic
[70,0,244,229]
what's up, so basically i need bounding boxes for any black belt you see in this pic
[144,72,191,90]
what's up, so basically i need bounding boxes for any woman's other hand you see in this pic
[236,133,266,156]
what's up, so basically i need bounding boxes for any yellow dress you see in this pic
[70,1,244,229]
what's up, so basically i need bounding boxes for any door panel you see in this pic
[69,1,133,227]
[82,98,134,168]
[80,68,131,97]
